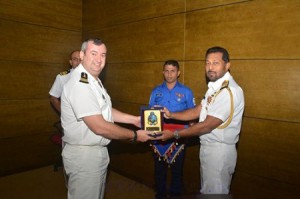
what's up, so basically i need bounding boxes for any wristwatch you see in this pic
[173,130,180,140]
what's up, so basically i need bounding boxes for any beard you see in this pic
[206,71,218,82]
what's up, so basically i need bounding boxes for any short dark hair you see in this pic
[164,60,179,70]
[205,46,230,63]
[81,38,104,53]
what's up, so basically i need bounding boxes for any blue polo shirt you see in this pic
[149,81,195,124]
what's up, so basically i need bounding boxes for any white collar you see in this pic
[208,72,231,92]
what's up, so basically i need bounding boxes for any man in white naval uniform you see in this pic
[159,46,245,194]
[61,38,155,199]
[49,50,81,114]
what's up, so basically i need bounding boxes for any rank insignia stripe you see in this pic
[79,72,89,84]
[59,69,71,76]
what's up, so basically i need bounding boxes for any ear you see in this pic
[80,51,84,60]
[177,70,181,78]
[225,62,231,71]
[69,59,72,66]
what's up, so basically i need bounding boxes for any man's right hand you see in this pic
[136,130,161,142]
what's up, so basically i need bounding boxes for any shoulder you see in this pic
[228,80,244,103]
[65,72,92,97]
[65,70,90,91]
[176,82,193,93]
[59,69,71,76]
[228,78,243,94]
[78,72,89,84]
[69,66,90,85]
[152,83,165,92]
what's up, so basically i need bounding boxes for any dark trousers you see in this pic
[154,149,185,199]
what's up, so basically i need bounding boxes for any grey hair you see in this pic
[81,38,104,53]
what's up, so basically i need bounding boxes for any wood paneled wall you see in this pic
[83,0,300,198]
[0,0,82,176]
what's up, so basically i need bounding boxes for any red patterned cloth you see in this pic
[150,123,186,164]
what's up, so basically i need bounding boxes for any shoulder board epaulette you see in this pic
[59,69,71,76]
[220,80,229,90]
[79,72,89,84]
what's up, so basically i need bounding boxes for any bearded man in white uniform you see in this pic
[159,46,245,194]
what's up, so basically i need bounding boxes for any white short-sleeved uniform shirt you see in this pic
[61,64,112,146]
[49,68,74,98]
[199,72,244,145]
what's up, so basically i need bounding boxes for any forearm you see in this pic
[175,115,222,138]
[161,115,223,141]
[112,108,138,124]
[176,122,212,138]
[97,122,135,140]
[112,108,140,128]
[170,104,201,121]
[83,114,136,140]
[50,96,61,113]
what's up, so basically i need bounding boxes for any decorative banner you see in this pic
[151,123,186,165]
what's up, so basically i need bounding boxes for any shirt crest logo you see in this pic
[176,92,184,102]
[148,112,158,125]
[175,93,184,98]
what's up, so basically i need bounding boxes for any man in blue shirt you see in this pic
[149,60,195,198]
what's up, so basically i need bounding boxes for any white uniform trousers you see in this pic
[199,141,237,194]
[62,144,110,199]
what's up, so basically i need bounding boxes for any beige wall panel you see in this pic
[183,61,207,102]
[0,61,70,99]
[237,118,300,186]
[0,133,61,176]
[103,62,182,104]
[83,0,184,31]
[232,60,300,122]
[83,14,185,62]
[0,20,81,63]
[185,0,300,60]
[186,0,249,11]
[0,99,59,138]
[0,0,81,176]
[184,60,300,122]
[0,0,81,30]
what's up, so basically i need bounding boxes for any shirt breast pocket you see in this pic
[171,96,187,111]
[154,96,164,104]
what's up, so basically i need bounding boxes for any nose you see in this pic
[206,62,213,70]
[95,55,103,63]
